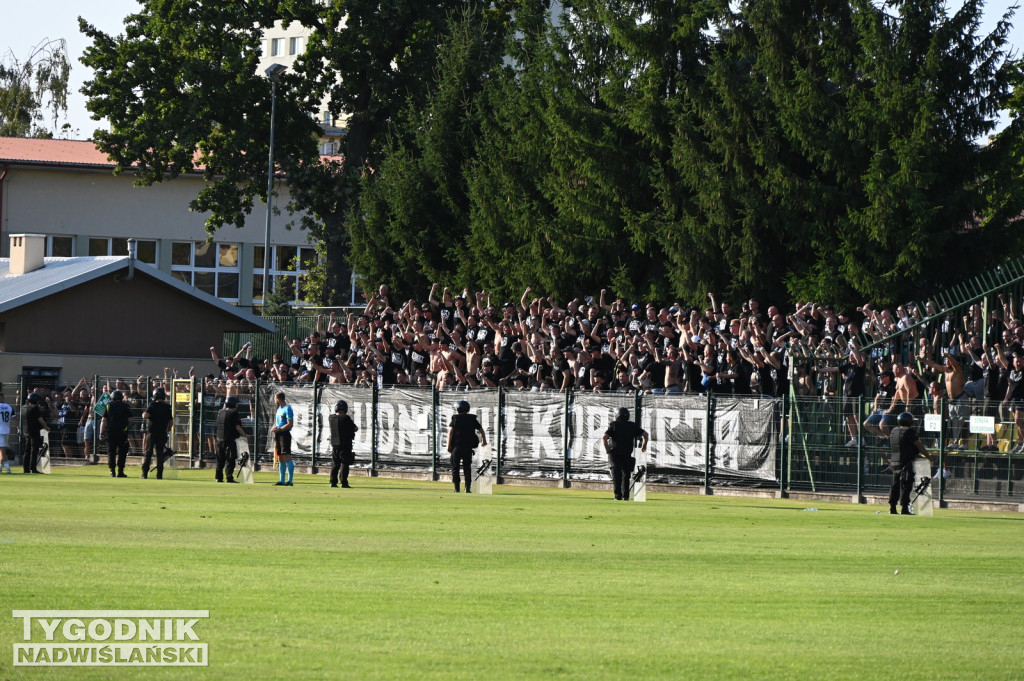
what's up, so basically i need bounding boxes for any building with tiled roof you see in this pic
[0,136,327,311]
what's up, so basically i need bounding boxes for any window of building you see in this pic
[270,38,283,57]
[171,241,241,302]
[136,241,157,263]
[252,245,316,306]
[47,236,73,257]
[85,237,157,264]
[289,37,301,55]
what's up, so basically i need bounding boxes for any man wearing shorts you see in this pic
[863,371,896,440]
[270,392,295,486]
[0,394,13,473]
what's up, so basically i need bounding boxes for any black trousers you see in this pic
[216,440,237,481]
[107,436,129,474]
[451,448,473,491]
[610,456,635,500]
[23,435,43,473]
[142,433,169,478]
[331,445,353,486]
[889,464,913,510]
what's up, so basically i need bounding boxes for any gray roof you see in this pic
[0,256,276,332]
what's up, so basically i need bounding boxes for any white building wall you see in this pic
[0,165,315,308]
[258,19,346,133]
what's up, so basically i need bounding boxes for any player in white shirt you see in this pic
[0,394,14,473]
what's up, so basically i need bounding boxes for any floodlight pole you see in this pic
[261,63,287,307]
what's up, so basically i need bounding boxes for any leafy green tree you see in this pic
[80,0,1024,309]
[461,2,670,302]
[685,0,1021,305]
[346,4,510,297]
[0,39,71,138]
[80,0,475,306]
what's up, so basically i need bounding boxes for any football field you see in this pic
[0,467,1022,680]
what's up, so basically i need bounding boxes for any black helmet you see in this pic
[26,393,41,403]
[112,390,124,401]
[897,412,914,427]
[456,400,470,413]
[225,396,238,408]
[617,407,631,421]
[153,387,167,399]
[336,400,348,413]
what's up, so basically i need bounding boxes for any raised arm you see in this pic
[520,287,532,313]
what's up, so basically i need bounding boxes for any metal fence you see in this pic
[786,393,1022,504]
[8,375,1022,507]
[237,385,781,487]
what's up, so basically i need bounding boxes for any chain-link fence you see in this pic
[7,374,1021,506]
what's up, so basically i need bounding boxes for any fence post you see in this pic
[496,387,504,484]
[855,395,863,504]
[196,381,205,470]
[371,382,378,477]
[937,397,946,506]
[703,392,713,493]
[431,385,439,481]
[779,393,788,497]
[562,389,571,488]
[187,377,197,469]
[92,374,101,464]
[785,392,794,497]
[17,375,24,468]
[1007,442,1014,501]
[311,382,319,475]
[253,380,261,472]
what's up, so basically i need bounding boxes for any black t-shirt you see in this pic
[575,361,593,391]
[876,380,896,401]
[1007,368,1024,402]
[756,364,777,397]
[733,362,753,395]
[497,334,515,363]
[408,347,430,375]
[841,362,866,398]
[325,332,351,355]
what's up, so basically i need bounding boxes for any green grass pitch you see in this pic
[1,467,1022,680]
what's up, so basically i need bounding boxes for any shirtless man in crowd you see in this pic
[920,350,967,449]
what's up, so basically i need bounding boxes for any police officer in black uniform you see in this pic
[602,407,649,501]
[102,391,133,478]
[215,396,246,483]
[329,400,359,488]
[888,411,931,515]
[141,387,173,479]
[22,393,47,474]
[447,400,486,493]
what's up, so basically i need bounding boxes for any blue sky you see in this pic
[1,0,1022,139]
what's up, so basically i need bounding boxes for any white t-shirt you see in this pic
[0,403,13,435]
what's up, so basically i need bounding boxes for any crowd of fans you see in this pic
[207,284,1024,412]
[19,286,1024,459]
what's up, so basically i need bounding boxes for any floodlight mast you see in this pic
[261,63,288,308]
